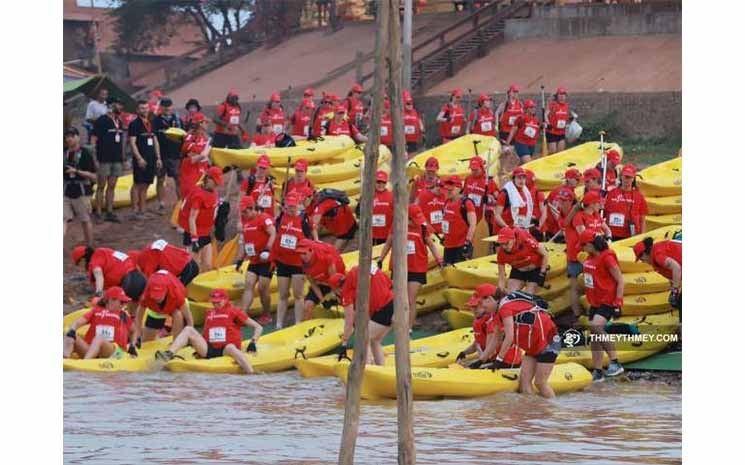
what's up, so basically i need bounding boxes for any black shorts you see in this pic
[182,232,211,251]
[337,222,358,240]
[499,131,511,143]
[206,345,225,359]
[144,313,167,330]
[275,261,304,278]
[247,262,273,278]
[534,339,561,363]
[120,270,146,301]
[158,158,180,179]
[372,237,387,246]
[133,158,157,185]
[405,142,419,154]
[305,284,332,304]
[371,300,394,327]
[546,132,565,143]
[530,228,545,242]
[213,133,242,149]
[443,246,467,265]
[407,271,427,285]
[509,267,541,284]
[589,305,619,322]
[178,259,200,286]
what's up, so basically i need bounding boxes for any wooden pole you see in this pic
[387,0,416,463]
[402,0,413,91]
[337,1,389,464]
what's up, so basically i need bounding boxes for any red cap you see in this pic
[375,170,389,183]
[206,166,224,186]
[209,288,229,302]
[327,93,339,102]
[284,193,300,207]
[425,157,439,170]
[565,168,582,180]
[227,89,239,98]
[582,191,601,206]
[512,167,527,178]
[496,226,516,244]
[294,158,309,172]
[71,245,87,264]
[524,169,536,185]
[607,149,621,165]
[328,273,345,290]
[523,99,536,109]
[240,195,256,211]
[583,168,601,181]
[295,238,315,255]
[556,186,575,202]
[621,164,637,177]
[351,83,363,93]
[409,204,426,226]
[304,88,314,97]
[335,104,346,114]
[104,286,131,303]
[579,229,597,246]
[443,175,462,187]
[190,112,206,124]
[633,240,649,261]
[402,90,413,103]
[270,92,281,102]
[478,94,491,103]
[256,157,271,169]
[469,156,485,170]
[451,88,463,98]
[146,273,169,300]
[556,87,567,95]
[467,283,498,308]
[149,89,163,98]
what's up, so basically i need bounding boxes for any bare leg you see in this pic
[524,280,538,294]
[507,279,525,293]
[520,155,532,164]
[303,299,316,321]
[557,139,566,152]
[519,356,536,394]
[81,220,93,247]
[171,310,186,338]
[290,274,305,324]
[589,314,608,370]
[276,275,290,329]
[156,175,165,208]
[548,142,558,155]
[83,337,116,359]
[334,238,349,252]
[534,361,556,398]
[138,184,148,212]
[198,243,214,271]
[224,344,253,374]
[168,326,208,356]
[95,175,105,215]
[407,281,421,329]
[368,320,391,366]
[64,335,89,358]
[106,176,117,214]
[569,276,582,317]
[257,276,272,317]
[241,272,259,312]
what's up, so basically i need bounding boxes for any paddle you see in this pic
[540,85,549,158]
[599,130,608,217]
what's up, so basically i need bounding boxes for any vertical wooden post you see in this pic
[355,50,364,84]
[402,0,413,91]
[337,1,389,464]
[387,1,416,464]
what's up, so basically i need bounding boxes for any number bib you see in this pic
[430,210,443,224]
[208,327,226,343]
[258,195,272,209]
[514,215,531,229]
[480,121,493,132]
[508,116,517,126]
[95,325,115,342]
[372,214,386,227]
[556,119,566,129]
[468,193,482,207]
[229,116,239,125]
[303,125,310,136]
[583,274,594,288]
[524,126,537,138]
[442,220,450,234]
[112,251,128,261]
[404,125,416,135]
[244,243,256,257]
[151,239,168,251]
[407,240,416,255]
[280,234,297,250]
[450,125,461,135]
[272,124,283,135]
[380,126,389,136]
[608,213,625,227]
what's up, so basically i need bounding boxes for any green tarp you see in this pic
[627,351,681,372]
[63,74,137,111]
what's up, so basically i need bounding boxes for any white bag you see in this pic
[565,119,583,144]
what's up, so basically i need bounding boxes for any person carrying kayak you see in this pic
[344,83,367,129]
[322,105,368,144]
[155,289,262,375]
[505,98,541,165]
[604,164,648,240]
[496,84,524,147]
[134,270,193,343]
[414,168,447,236]
[311,190,358,251]
[179,112,211,199]
[273,192,315,328]
[410,156,440,200]
[235,195,276,325]
[579,230,625,381]
[633,236,682,311]
[290,95,315,139]
[456,283,521,369]
[371,170,394,245]
[282,158,316,211]
[241,154,276,215]
[378,204,443,329]
[178,166,224,272]
[332,264,395,366]
[213,90,245,149]
[72,246,147,303]
[468,284,561,398]
[436,88,466,143]
[493,167,534,231]
[135,239,200,286]
[258,92,287,136]
[462,156,499,226]
[494,226,550,294]
[64,286,138,360]
[442,175,477,265]
[544,87,573,154]
[297,238,346,320]
[402,90,424,154]
[468,94,497,137]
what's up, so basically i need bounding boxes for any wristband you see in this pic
[66,329,76,339]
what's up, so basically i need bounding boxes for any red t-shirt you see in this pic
[438,103,465,140]
[380,112,393,147]
[372,189,394,240]
[403,108,422,143]
[495,189,530,229]
[140,271,187,316]
[179,132,209,198]
[564,210,604,262]
[411,175,440,200]
[496,229,542,269]
[291,110,312,138]
[178,186,218,237]
[215,102,241,135]
[513,114,541,146]
[462,174,496,222]
[341,265,394,316]
[312,104,333,137]
[88,248,136,289]
[325,120,360,139]
[416,188,446,234]
[345,96,365,123]
[241,175,275,211]
[547,101,570,136]
[303,241,345,285]
[496,300,557,356]
[498,100,524,135]
[443,197,476,248]
[252,133,275,147]
[582,249,621,307]
[650,240,682,280]
[472,313,522,365]
[82,306,132,348]
[469,108,497,136]
[261,107,286,135]
[405,224,431,273]
[240,213,275,264]
[285,178,315,209]
[202,304,249,350]
[137,240,191,278]
[313,198,356,238]
[273,213,310,267]
[604,188,648,239]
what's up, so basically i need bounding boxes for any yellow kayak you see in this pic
[113,174,156,208]
[645,213,682,231]
[442,277,570,309]
[611,225,682,272]
[619,271,671,294]
[523,141,623,190]
[406,134,501,179]
[316,176,363,197]
[442,291,571,329]
[270,145,392,184]
[211,136,355,169]
[62,338,172,372]
[334,362,591,400]
[165,318,343,374]
[581,291,671,316]
[646,195,682,215]
[164,127,187,142]
[638,157,682,196]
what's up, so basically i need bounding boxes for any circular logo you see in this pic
[562,329,582,348]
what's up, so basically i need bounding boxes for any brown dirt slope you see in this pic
[428,34,681,95]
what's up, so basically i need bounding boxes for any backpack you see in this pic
[244,174,275,196]
[501,291,554,354]
[275,133,296,148]
[459,197,476,224]
[315,188,350,218]
[275,211,313,239]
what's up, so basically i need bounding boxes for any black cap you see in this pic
[185,98,201,111]
[160,97,173,107]
[64,127,79,136]
[106,95,122,105]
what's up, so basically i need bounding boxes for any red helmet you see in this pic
[270,92,281,102]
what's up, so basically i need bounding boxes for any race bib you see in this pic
[114,133,121,143]
[480,121,493,132]
[468,193,482,207]
[583,274,594,289]
[273,124,283,135]
[303,125,310,136]
[95,325,115,342]
[450,125,461,135]
[514,215,530,229]
[208,327,226,343]
[524,126,537,138]
[151,239,168,251]
[229,116,239,125]
[556,119,566,129]
[112,251,128,261]
[147,137,153,146]
[370,262,379,274]
[258,195,272,209]
[430,210,443,224]
[372,214,386,227]
[442,220,450,234]
[608,213,625,227]
[404,125,416,135]
[407,240,416,255]
[280,234,297,250]
[244,243,256,256]
[381,126,389,136]
[508,116,517,126]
